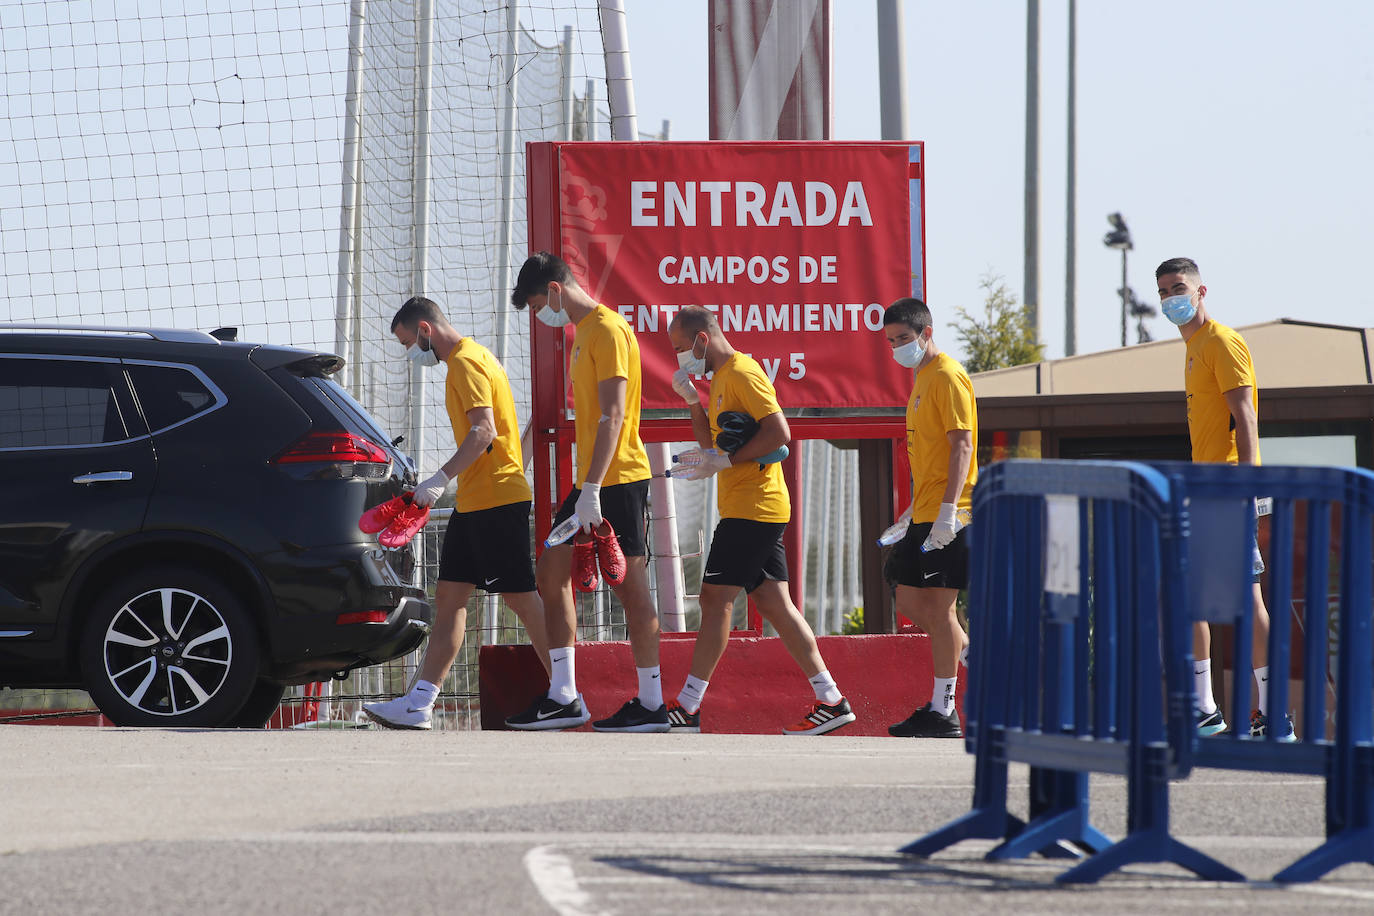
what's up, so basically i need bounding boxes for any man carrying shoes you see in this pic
[505,251,667,733]
[880,297,977,738]
[363,296,549,729]
[664,306,855,736]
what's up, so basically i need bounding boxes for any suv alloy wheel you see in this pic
[79,566,260,727]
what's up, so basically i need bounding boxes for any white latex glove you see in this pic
[412,469,450,508]
[922,502,960,551]
[671,368,701,406]
[575,482,603,532]
[684,447,732,481]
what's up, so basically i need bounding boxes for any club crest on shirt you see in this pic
[715,394,724,411]
[912,396,922,411]
[1186,357,1194,374]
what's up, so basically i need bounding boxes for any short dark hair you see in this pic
[511,251,575,309]
[883,297,931,335]
[1155,257,1200,280]
[391,296,445,333]
[671,305,718,337]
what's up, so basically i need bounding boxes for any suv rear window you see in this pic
[0,357,125,449]
[125,363,217,433]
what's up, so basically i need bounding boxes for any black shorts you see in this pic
[552,479,650,556]
[438,501,537,593]
[702,518,788,593]
[893,521,969,589]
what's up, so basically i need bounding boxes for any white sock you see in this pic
[1194,659,1217,715]
[808,670,842,705]
[407,679,439,708]
[677,675,709,714]
[932,676,957,717]
[548,647,577,704]
[1255,665,1270,716]
[638,666,664,709]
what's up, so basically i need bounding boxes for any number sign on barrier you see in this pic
[1043,494,1080,622]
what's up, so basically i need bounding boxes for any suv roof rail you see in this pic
[0,324,222,345]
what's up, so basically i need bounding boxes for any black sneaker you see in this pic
[888,702,962,738]
[1249,709,1297,742]
[592,697,670,733]
[1197,708,1227,736]
[782,697,857,735]
[505,694,590,731]
[666,699,701,733]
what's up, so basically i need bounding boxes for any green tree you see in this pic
[952,273,1046,373]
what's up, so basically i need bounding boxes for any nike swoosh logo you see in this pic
[651,674,660,679]
[484,577,499,585]
[704,570,722,577]
[536,706,570,720]
[924,571,939,580]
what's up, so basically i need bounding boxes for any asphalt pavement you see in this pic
[3,725,1372,914]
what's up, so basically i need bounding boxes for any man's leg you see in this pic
[686,581,741,682]
[536,543,578,700]
[363,580,473,729]
[888,583,964,738]
[418,580,476,685]
[502,590,551,677]
[1193,620,1225,734]
[751,579,853,735]
[749,580,825,677]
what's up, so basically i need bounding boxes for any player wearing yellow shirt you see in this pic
[1156,256,1292,741]
[506,252,666,733]
[880,297,976,738]
[363,296,549,730]
[663,306,855,736]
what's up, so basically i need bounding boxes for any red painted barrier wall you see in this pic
[479,632,964,737]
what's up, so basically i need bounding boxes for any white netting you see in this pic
[338,1,608,476]
[0,0,609,479]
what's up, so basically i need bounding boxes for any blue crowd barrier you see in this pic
[902,459,1239,882]
[903,458,1374,884]
[1151,461,1374,882]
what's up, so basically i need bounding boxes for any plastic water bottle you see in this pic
[876,519,910,547]
[544,514,581,548]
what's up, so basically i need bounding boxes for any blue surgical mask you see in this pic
[891,338,924,368]
[676,334,707,375]
[1161,293,1197,326]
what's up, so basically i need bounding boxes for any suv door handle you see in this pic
[73,471,134,485]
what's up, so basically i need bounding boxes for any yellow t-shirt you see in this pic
[569,305,651,487]
[1185,320,1260,465]
[907,352,977,524]
[707,352,790,523]
[443,337,531,512]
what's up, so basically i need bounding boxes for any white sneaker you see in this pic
[363,695,433,730]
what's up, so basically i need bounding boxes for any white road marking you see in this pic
[523,845,609,916]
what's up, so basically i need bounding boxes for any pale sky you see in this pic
[623,0,1374,364]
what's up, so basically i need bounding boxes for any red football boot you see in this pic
[572,530,600,592]
[593,520,626,587]
[379,500,430,549]
[358,492,413,534]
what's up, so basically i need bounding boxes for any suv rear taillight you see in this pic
[272,431,389,465]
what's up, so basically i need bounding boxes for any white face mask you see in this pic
[535,290,571,328]
[676,334,707,375]
[405,332,439,368]
[891,337,925,368]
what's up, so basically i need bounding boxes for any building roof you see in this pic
[969,319,1374,397]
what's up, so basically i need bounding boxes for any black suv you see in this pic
[0,324,433,727]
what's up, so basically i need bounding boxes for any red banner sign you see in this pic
[531,141,924,413]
